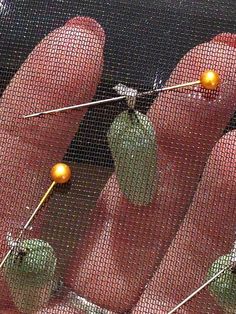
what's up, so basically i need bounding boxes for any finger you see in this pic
[0,16,105,311]
[212,32,236,47]
[65,34,236,312]
[133,130,236,313]
[0,307,19,314]
[35,303,79,314]
[35,296,117,314]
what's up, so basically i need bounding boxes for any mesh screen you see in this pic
[0,1,236,313]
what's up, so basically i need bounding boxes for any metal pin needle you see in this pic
[22,80,201,119]
[22,70,220,118]
[168,264,231,314]
[23,96,126,118]
[0,181,56,269]
[0,163,71,270]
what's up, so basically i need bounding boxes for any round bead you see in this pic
[50,163,71,184]
[200,70,220,90]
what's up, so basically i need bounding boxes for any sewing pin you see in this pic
[0,163,71,269]
[23,70,220,118]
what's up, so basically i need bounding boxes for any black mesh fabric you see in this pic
[0,1,236,313]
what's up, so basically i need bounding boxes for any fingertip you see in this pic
[206,130,236,183]
[212,33,236,48]
[65,16,105,46]
[208,129,236,163]
[0,306,18,314]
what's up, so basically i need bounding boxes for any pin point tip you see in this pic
[22,113,42,118]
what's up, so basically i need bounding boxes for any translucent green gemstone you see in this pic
[108,110,158,205]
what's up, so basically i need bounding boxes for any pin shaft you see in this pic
[168,264,230,314]
[0,181,56,269]
[139,80,200,97]
[22,80,200,118]
[23,96,126,118]
[23,181,56,230]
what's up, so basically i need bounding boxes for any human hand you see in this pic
[0,16,105,313]
[2,29,236,314]
[61,33,236,314]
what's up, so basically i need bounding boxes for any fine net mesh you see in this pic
[0,1,236,313]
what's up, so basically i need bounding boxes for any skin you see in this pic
[65,34,236,313]
[133,130,236,314]
[2,32,235,313]
[0,16,105,312]
[36,303,80,314]
[132,33,236,314]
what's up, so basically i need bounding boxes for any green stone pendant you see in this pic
[4,239,57,313]
[108,110,158,206]
[207,254,236,313]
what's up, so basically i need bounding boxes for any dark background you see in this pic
[0,0,236,167]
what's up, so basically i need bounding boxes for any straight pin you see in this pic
[168,237,236,314]
[167,264,230,314]
[23,96,126,118]
[0,163,71,270]
[138,80,200,97]
[22,70,220,118]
